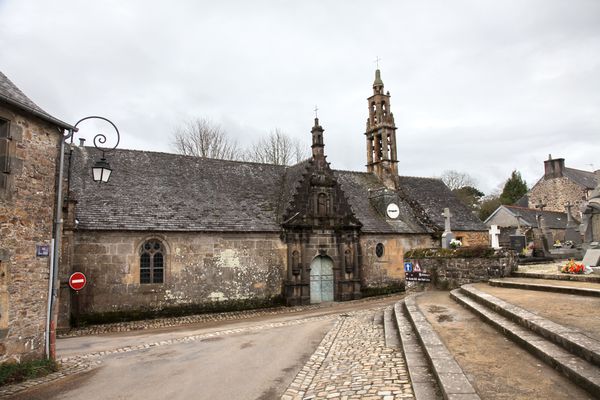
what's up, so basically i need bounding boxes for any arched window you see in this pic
[140,239,165,284]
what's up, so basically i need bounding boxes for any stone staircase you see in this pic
[381,276,600,399]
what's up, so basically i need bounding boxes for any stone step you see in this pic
[402,296,480,400]
[392,301,442,400]
[451,288,600,397]
[383,306,400,349]
[489,278,600,297]
[461,283,600,367]
[512,270,600,283]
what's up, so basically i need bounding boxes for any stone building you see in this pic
[58,70,487,326]
[484,204,576,246]
[0,72,72,362]
[521,155,599,216]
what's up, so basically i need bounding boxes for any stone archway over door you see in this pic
[310,256,334,303]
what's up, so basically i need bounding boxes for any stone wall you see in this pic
[58,231,286,325]
[0,105,61,362]
[529,177,588,215]
[360,234,433,288]
[454,231,489,247]
[406,249,517,290]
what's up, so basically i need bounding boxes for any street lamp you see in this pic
[73,116,120,183]
[46,115,120,360]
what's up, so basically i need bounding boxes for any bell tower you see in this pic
[365,69,399,189]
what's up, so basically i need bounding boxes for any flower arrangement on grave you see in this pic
[449,239,462,249]
[553,240,562,248]
[564,240,575,249]
[561,259,585,274]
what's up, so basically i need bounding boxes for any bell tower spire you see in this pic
[365,68,398,189]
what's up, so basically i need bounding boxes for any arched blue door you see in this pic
[310,256,334,303]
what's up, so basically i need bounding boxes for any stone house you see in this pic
[484,204,576,246]
[58,70,487,326]
[0,71,72,362]
[520,155,599,217]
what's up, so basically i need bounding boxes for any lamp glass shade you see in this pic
[92,158,112,183]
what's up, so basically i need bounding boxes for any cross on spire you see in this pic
[314,105,319,119]
[374,56,382,69]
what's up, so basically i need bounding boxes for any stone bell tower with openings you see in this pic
[365,69,399,189]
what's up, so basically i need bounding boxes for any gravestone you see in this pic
[510,234,526,254]
[564,202,582,245]
[582,249,600,267]
[489,225,501,249]
[441,207,454,249]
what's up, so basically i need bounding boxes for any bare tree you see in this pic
[172,118,241,160]
[245,129,308,165]
[440,170,476,191]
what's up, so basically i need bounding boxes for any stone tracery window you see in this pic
[140,239,165,284]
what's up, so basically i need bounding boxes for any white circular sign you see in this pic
[386,203,400,219]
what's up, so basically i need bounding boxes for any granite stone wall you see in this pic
[58,231,287,325]
[454,231,489,247]
[0,105,61,362]
[360,234,433,288]
[529,177,588,215]
[406,249,517,290]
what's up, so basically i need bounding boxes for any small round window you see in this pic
[375,243,384,258]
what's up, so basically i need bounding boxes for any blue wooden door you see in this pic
[310,256,334,303]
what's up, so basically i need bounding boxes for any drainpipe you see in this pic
[46,128,75,359]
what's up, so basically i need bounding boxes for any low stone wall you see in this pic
[406,248,517,290]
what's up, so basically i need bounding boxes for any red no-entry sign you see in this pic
[69,272,87,291]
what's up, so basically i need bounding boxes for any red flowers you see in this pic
[561,259,585,274]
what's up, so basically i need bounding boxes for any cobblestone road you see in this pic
[282,307,413,400]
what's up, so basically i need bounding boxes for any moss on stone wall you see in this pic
[73,295,285,327]
[404,246,497,259]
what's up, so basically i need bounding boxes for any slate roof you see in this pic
[499,205,577,230]
[335,171,428,234]
[564,167,598,190]
[70,147,286,232]
[0,71,72,129]
[69,147,487,233]
[398,176,488,231]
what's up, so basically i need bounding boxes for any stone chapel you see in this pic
[58,70,487,327]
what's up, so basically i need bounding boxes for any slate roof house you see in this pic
[518,155,599,216]
[0,71,72,362]
[58,70,487,326]
[484,204,577,245]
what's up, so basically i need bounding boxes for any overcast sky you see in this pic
[1,0,599,193]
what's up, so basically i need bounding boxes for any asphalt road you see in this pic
[11,319,334,400]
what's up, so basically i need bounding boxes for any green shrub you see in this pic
[74,295,284,327]
[405,246,496,259]
[0,358,58,387]
[361,282,405,298]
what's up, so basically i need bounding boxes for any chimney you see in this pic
[79,138,86,147]
[543,154,565,179]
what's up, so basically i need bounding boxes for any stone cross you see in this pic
[513,212,522,234]
[442,207,453,233]
[374,56,382,69]
[441,207,454,249]
[489,225,501,249]
[565,201,575,226]
[564,201,582,245]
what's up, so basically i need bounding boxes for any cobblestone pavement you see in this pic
[282,307,413,400]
